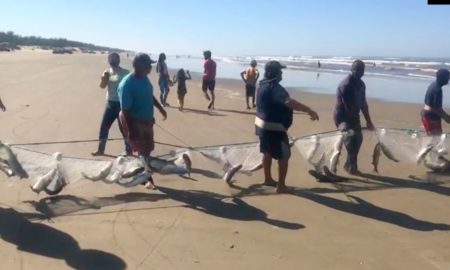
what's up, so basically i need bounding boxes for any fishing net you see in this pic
[1,145,191,195]
[196,142,262,173]
[2,127,449,197]
[376,128,450,169]
[294,130,345,173]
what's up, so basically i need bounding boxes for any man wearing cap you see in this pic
[202,50,217,110]
[255,61,319,193]
[240,60,259,109]
[333,60,375,175]
[422,69,450,135]
[118,53,167,189]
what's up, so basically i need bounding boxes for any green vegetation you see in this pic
[0,31,124,52]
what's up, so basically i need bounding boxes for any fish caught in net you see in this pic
[0,143,192,195]
[294,128,450,175]
[1,127,449,196]
[195,142,263,183]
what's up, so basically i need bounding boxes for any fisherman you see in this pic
[421,69,450,136]
[333,60,375,175]
[92,52,131,156]
[202,50,217,110]
[118,53,167,189]
[240,60,259,109]
[255,61,319,193]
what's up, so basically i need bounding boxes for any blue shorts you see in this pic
[158,78,170,93]
[259,132,291,160]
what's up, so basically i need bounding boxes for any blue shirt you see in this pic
[333,74,367,126]
[118,73,154,120]
[255,79,293,136]
[422,81,443,120]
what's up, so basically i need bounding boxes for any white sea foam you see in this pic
[407,73,435,79]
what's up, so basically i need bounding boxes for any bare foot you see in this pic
[263,178,278,187]
[145,180,157,190]
[91,151,104,156]
[276,185,289,194]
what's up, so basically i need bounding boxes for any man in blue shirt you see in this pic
[118,53,167,189]
[255,61,319,193]
[421,69,450,135]
[333,60,375,175]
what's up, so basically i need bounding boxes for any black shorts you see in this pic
[202,80,215,92]
[259,132,291,160]
[245,84,256,97]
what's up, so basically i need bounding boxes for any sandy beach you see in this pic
[0,50,449,270]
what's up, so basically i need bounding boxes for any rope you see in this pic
[5,127,428,152]
[9,138,186,149]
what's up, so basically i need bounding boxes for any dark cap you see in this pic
[436,68,450,79]
[133,53,156,68]
[203,50,212,58]
[264,60,286,79]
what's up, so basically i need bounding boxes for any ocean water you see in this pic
[163,55,450,106]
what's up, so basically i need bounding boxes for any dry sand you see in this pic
[0,50,449,270]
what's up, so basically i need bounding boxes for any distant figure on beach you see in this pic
[421,69,450,135]
[333,60,375,175]
[92,53,131,156]
[118,53,167,189]
[255,61,319,193]
[240,60,259,109]
[202,50,217,110]
[172,69,192,111]
[318,61,321,69]
[156,53,171,107]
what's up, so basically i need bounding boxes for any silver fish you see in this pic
[330,135,344,173]
[0,142,28,179]
[424,158,447,171]
[44,170,67,196]
[416,145,434,164]
[372,143,382,173]
[31,168,57,194]
[313,152,327,173]
[118,171,151,188]
[82,162,113,181]
[223,164,243,184]
[122,166,145,178]
[379,142,399,162]
[145,155,190,176]
[306,136,320,162]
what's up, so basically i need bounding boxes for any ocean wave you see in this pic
[407,73,435,79]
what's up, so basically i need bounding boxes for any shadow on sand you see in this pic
[229,183,450,232]
[25,193,169,218]
[158,186,304,230]
[360,173,450,197]
[0,207,126,270]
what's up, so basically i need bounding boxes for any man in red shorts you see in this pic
[422,69,450,135]
[118,53,167,189]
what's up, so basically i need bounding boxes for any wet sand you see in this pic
[0,50,449,269]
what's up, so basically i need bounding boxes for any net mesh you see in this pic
[2,128,450,196]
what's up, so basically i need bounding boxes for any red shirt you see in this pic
[203,58,217,81]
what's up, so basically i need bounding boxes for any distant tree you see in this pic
[0,31,123,52]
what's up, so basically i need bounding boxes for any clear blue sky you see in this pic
[1,0,449,57]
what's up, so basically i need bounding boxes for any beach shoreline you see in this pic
[0,51,449,269]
